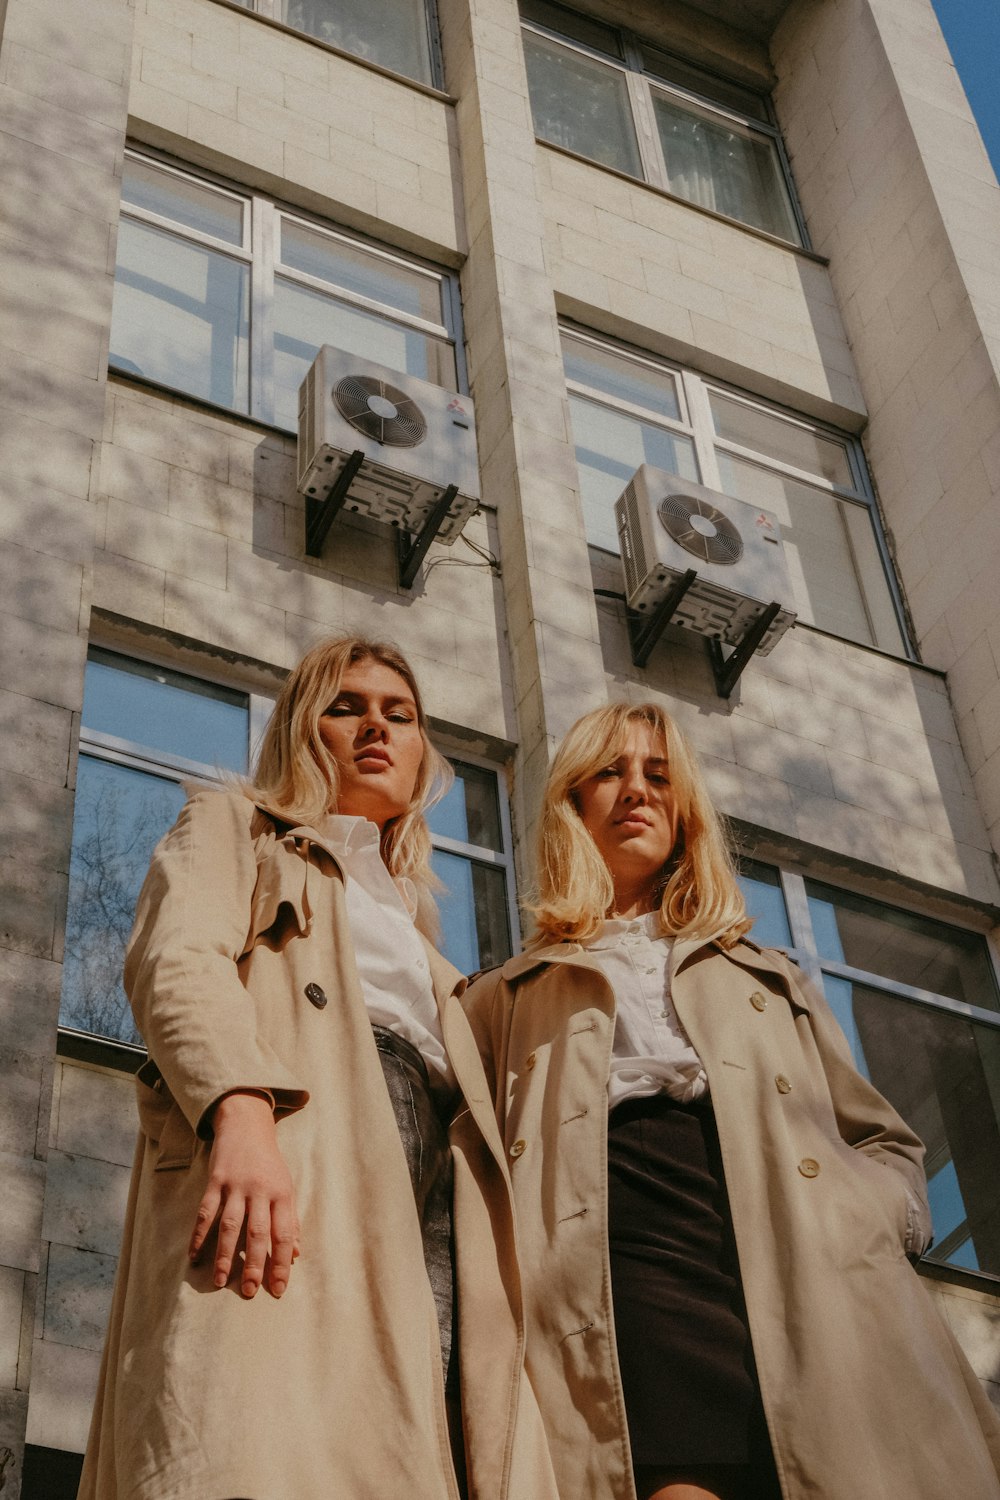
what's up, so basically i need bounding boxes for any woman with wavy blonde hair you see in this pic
[80,634,545,1500]
[462,700,1000,1500]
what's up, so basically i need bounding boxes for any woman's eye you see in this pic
[323,703,353,717]
[389,712,414,724]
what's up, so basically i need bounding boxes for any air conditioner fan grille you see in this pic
[333,375,428,448]
[657,492,744,566]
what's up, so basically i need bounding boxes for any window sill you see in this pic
[206,0,456,105]
[917,1255,1000,1297]
[537,138,829,266]
[57,1025,146,1074]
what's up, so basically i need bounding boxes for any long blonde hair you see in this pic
[245,635,450,938]
[529,701,750,948]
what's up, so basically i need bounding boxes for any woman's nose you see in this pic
[359,712,388,741]
[621,768,647,803]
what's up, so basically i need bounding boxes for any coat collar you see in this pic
[501,931,808,1009]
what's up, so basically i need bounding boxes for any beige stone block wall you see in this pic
[925,1277,1000,1415]
[0,0,133,1480]
[95,382,513,744]
[541,148,866,427]
[773,0,1000,856]
[130,0,465,261]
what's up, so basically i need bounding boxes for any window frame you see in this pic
[232,0,445,91]
[112,147,467,429]
[739,857,1000,1282]
[562,323,914,660]
[520,2,809,249]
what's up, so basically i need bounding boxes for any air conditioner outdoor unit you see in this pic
[614,467,796,655]
[297,347,479,547]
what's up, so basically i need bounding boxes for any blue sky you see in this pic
[931,0,1000,182]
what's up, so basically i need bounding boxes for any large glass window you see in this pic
[110,152,462,429]
[235,0,440,87]
[520,0,804,246]
[564,328,909,656]
[61,653,516,1050]
[738,858,1000,1280]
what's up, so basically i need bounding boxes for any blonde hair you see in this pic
[244,636,450,938]
[529,701,750,948]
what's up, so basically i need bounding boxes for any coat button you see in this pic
[798,1157,820,1178]
[775,1074,792,1093]
[749,991,768,1012]
[509,1139,527,1158]
[524,1052,537,1070]
[305,982,328,1009]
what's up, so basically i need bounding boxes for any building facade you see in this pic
[2,0,1000,1491]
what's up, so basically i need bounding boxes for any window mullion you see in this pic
[779,871,819,956]
[624,71,664,189]
[681,372,722,489]
[252,197,277,425]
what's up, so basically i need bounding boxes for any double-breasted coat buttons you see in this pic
[749,990,768,1012]
[305,982,328,1009]
[775,1075,792,1093]
[509,1139,527,1158]
[524,1052,537,1071]
[798,1157,820,1178]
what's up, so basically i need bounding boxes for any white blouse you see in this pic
[311,814,455,1090]
[583,911,708,1109]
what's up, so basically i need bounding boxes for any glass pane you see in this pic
[641,49,771,123]
[122,158,245,245]
[562,335,681,421]
[427,762,503,851]
[110,219,250,411]
[806,880,1000,1011]
[569,393,699,553]
[652,91,799,242]
[710,392,853,487]
[520,0,623,58]
[273,277,457,430]
[737,859,791,948]
[821,977,1000,1277]
[716,453,884,648]
[280,221,445,324]
[280,0,433,84]
[84,650,249,772]
[432,851,512,974]
[60,757,187,1045]
[523,31,642,176]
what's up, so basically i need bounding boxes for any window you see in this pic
[564,328,909,656]
[520,0,803,245]
[738,859,1000,1279]
[232,0,440,87]
[110,151,462,430]
[61,651,516,1048]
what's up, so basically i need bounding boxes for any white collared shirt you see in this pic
[583,911,708,1108]
[311,814,455,1090]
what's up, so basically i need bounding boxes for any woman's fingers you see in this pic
[189,1181,222,1263]
[214,1190,249,1289]
[267,1197,298,1298]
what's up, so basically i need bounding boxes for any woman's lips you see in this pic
[355,749,392,768]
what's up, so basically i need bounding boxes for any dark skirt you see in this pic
[608,1092,775,1474]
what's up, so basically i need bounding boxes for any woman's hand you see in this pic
[189,1091,300,1299]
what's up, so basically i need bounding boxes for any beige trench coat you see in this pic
[79,787,557,1500]
[459,934,1000,1500]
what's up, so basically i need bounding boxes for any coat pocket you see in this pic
[244,841,310,952]
[136,1059,197,1172]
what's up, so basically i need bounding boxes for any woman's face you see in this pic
[317,659,426,830]
[574,721,681,912]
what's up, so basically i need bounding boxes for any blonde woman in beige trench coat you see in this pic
[78,636,557,1500]
[458,700,1000,1500]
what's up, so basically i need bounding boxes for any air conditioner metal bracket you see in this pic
[626,568,698,668]
[707,601,782,699]
[304,449,365,557]
[396,484,459,590]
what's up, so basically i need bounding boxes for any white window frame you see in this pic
[520,1,808,248]
[113,148,467,428]
[430,746,523,965]
[562,324,914,659]
[231,0,444,90]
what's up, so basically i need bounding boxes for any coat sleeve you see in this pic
[124,786,310,1136]
[776,952,933,1256]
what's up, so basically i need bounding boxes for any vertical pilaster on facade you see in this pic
[0,0,134,1482]
[438,0,606,865]
[773,0,1000,859]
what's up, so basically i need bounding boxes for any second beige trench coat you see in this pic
[79,787,558,1500]
[458,933,1000,1500]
